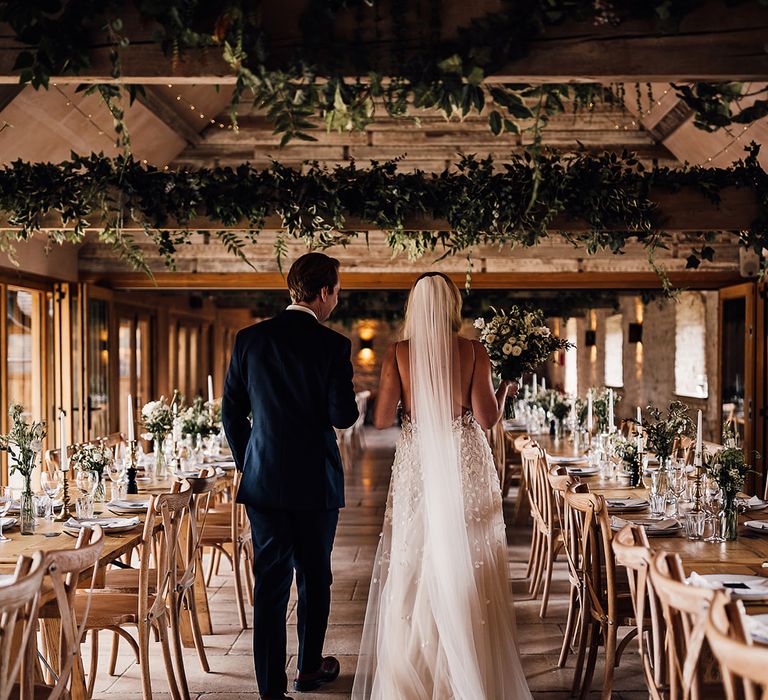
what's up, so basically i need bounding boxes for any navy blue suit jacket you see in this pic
[222,310,359,510]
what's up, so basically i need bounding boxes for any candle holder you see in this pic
[126,440,139,494]
[55,469,72,522]
[691,459,704,513]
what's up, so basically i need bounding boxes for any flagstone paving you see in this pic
[92,427,644,699]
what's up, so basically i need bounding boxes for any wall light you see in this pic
[359,337,373,350]
[628,322,643,344]
[585,330,596,347]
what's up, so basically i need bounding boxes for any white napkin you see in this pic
[746,520,768,530]
[747,495,766,507]
[746,615,768,642]
[108,499,149,510]
[64,516,140,529]
[607,498,648,508]
[687,571,723,590]
[611,516,678,531]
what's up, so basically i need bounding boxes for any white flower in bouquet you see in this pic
[71,442,113,476]
[0,404,47,481]
[141,397,174,441]
[475,306,574,382]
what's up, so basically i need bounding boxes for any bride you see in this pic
[352,272,532,699]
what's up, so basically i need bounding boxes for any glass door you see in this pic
[719,283,756,458]
[116,309,154,436]
[85,293,111,439]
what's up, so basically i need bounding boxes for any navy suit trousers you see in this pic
[246,505,339,696]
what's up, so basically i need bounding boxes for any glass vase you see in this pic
[627,460,642,488]
[721,495,739,541]
[20,480,36,535]
[154,438,167,479]
[93,474,106,503]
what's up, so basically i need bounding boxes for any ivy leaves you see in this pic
[0,148,765,293]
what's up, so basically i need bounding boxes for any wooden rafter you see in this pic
[79,270,746,291]
[4,186,757,233]
[134,86,202,146]
[0,3,766,84]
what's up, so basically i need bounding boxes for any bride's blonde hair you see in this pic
[403,272,462,337]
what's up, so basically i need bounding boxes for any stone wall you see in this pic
[546,292,721,441]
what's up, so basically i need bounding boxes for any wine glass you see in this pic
[75,469,95,497]
[0,486,12,541]
[40,471,63,520]
[664,463,683,518]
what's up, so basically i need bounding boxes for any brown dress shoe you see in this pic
[293,656,341,692]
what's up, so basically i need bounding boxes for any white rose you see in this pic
[485,333,496,344]
[502,343,513,355]
[30,439,43,452]
[501,325,510,334]
[511,346,523,356]
[474,318,485,329]
[537,326,550,336]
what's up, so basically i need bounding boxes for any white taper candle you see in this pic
[695,409,703,466]
[59,409,68,474]
[127,393,135,442]
[208,374,214,404]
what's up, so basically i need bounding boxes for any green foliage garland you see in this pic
[0,145,765,282]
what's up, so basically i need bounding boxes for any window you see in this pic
[675,292,708,398]
[564,317,578,396]
[604,314,624,388]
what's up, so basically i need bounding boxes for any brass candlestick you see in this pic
[55,470,72,522]
[692,453,704,513]
[126,440,139,494]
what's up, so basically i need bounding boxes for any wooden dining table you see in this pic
[0,461,235,698]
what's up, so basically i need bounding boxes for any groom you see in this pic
[222,252,359,699]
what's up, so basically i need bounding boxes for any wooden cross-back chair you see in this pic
[44,432,125,476]
[611,523,666,700]
[0,552,45,700]
[563,484,638,700]
[511,434,533,525]
[707,593,768,700]
[521,443,563,617]
[37,525,105,699]
[74,489,192,700]
[201,470,254,630]
[650,550,725,700]
[546,465,580,668]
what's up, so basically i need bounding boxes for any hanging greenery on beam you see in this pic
[0,145,765,289]
[0,0,765,149]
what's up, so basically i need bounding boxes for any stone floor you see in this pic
[90,427,645,699]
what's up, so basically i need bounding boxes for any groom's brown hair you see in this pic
[287,252,341,303]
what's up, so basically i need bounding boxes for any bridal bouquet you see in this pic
[474,307,573,381]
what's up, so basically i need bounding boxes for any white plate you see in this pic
[741,498,768,512]
[744,521,768,533]
[174,466,225,479]
[0,517,17,529]
[611,517,682,537]
[549,455,589,464]
[747,613,768,644]
[0,574,14,587]
[566,465,600,476]
[107,499,150,514]
[606,498,649,512]
[212,461,236,470]
[692,574,768,599]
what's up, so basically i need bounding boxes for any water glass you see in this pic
[650,492,668,518]
[0,486,11,542]
[684,511,706,540]
[75,494,94,520]
[111,480,128,502]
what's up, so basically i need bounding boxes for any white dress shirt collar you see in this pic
[285,304,318,320]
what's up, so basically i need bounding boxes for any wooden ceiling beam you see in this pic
[5,186,757,233]
[0,3,765,84]
[80,270,745,291]
[134,86,202,146]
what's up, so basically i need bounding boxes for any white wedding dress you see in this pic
[352,277,531,700]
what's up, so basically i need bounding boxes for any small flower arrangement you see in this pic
[707,424,755,500]
[614,435,642,486]
[643,400,694,465]
[141,397,174,443]
[475,307,573,381]
[70,441,113,477]
[181,397,219,440]
[590,387,621,433]
[0,404,46,482]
